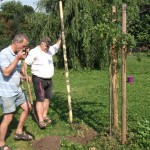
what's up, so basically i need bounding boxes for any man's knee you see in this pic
[3,114,13,124]
[21,101,32,112]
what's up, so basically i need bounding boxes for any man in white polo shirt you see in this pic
[0,34,33,150]
[25,36,61,129]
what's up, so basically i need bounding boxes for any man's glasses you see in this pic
[19,43,29,48]
[46,44,50,48]
[43,43,50,48]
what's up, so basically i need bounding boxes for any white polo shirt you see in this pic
[25,44,59,79]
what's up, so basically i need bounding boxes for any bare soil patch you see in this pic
[32,124,97,150]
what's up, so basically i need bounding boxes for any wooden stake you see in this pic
[109,50,112,136]
[112,6,118,128]
[59,0,73,124]
[121,3,127,144]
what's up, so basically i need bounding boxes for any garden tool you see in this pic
[23,61,39,125]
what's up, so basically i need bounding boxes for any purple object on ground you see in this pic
[127,76,134,84]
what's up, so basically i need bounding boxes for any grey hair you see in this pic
[12,33,29,44]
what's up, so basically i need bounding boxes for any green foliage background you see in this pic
[0,0,149,69]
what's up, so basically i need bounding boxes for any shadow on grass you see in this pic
[51,92,108,132]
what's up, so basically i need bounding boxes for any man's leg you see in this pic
[32,76,45,123]
[36,101,47,128]
[43,98,50,118]
[16,101,31,134]
[43,79,52,120]
[0,113,13,147]
[36,101,44,122]
[14,101,33,141]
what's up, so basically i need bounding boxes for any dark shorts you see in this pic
[32,75,53,102]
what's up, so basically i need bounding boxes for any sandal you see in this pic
[44,116,52,125]
[0,145,12,150]
[14,132,33,141]
[39,121,47,129]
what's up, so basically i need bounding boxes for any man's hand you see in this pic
[17,50,27,60]
[26,75,32,83]
[57,32,62,40]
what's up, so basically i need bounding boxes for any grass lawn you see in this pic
[0,53,149,149]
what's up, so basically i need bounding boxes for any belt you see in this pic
[32,75,51,80]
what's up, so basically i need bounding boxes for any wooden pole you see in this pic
[109,5,118,135]
[112,6,118,128]
[59,0,73,124]
[121,3,127,144]
[109,49,112,136]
